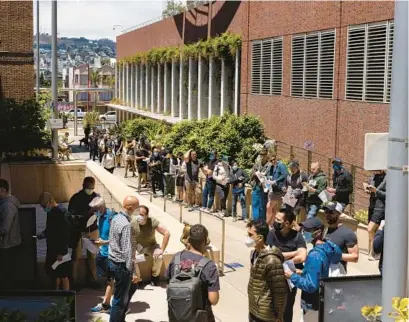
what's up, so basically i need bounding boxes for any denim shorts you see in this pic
[96,253,113,281]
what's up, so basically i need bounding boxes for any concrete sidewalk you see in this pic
[67,122,380,322]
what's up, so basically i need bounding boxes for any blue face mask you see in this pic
[209,154,215,161]
[302,231,314,244]
[333,164,342,171]
[42,206,52,213]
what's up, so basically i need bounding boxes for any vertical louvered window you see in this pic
[251,37,283,95]
[291,29,335,99]
[346,20,394,103]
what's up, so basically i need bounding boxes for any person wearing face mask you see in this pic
[323,202,358,273]
[246,220,287,322]
[184,150,202,211]
[284,217,342,322]
[283,160,308,217]
[250,149,271,221]
[68,176,99,293]
[0,179,21,290]
[130,205,170,287]
[149,147,165,197]
[266,205,307,322]
[36,192,71,291]
[214,155,232,217]
[202,150,219,212]
[305,162,327,218]
[229,160,249,222]
[88,197,118,314]
[162,149,178,199]
[124,136,136,179]
[327,158,353,207]
[108,196,139,322]
[175,152,185,203]
[102,147,116,174]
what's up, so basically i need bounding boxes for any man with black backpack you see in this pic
[166,224,220,322]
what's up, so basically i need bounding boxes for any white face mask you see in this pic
[244,237,256,248]
[136,215,145,223]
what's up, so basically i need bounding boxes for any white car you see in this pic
[99,111,117,122]
[66,108,86,119]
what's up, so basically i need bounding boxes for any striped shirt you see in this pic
[108,211,134,272]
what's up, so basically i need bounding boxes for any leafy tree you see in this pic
[162,0,186,18]
[89,70,102,88]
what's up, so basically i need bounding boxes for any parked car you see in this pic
[66,108,86,119]
[99,111,117,122]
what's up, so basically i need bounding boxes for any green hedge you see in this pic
[118,113,266,169]
[0,98,51,158]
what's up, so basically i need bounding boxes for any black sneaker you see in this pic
[150,276,160,286]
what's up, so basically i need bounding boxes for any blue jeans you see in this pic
[307,204,320,219]
[232,189,247,219]
[109,260,132,322]
[96,253,112,281]
[251,188,267,221]
[202,180,216,209]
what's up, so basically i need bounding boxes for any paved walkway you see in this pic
[65,122,379,322]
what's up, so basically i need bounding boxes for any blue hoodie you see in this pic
[290,240,342,311]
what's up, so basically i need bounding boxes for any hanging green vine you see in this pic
[118,32,241,66]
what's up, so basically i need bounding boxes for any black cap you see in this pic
[300,217,324,230]
[288,159,299,167]
[322,201,343,213]
[332,157,343,164]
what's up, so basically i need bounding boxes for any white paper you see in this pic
[283,191,298,208]
[319,190,333,203]
[283,260,296,289]
[136,244,144,253]
[82,237,100,254]
[86,214,97,228]
[135,254,146,263]
[51,253,71,270]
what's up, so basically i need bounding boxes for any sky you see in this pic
[33,0,169,41]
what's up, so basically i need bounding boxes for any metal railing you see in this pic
[274,141,370,219]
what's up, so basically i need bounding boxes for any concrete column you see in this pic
[139,64,144,109]
[188,57,198,120]
[208,56,219,118]
[122,64,125,103]
[171,61,180,117]
[151,65,157,113]
[198,56,209,120]
[157,63,163,114]
[117,64,121,101]
[114,64,118,98]
[179,60,188,119]
[134,64,139,108]
[130,64,134,107]
[145,64,150,110]
[164,63,171,115]
[126,63,130,106]
[220,58,228,116]
[234,49,240,115]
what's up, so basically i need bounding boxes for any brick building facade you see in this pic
[115,1,395,167]
[0,1,34,101]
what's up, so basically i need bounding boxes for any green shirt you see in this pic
[131,217,160,248]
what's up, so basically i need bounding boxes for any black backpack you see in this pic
[167,251,211,322]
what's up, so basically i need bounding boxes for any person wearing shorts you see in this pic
[366,172,386,260]
[90,197,116,313]
[124,138,136,178]
[175,152,185,202]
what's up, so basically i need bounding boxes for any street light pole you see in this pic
[381,0,408,319]
[36,0,40,101]
[51,0,58,159]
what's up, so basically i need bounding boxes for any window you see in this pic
[251,37,283,95]
[346,20,394,103]
[291,30,336,99]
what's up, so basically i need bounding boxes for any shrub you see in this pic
[0,98,50,159]
[122,118,170,145]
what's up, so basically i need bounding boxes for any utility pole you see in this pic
[36,0,40,101]
[51,0,58,159]
[381,0,408,319]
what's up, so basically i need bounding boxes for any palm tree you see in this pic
[89,70,102,88]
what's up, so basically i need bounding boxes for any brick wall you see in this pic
[116,0,394,167]
[0,1,34,101]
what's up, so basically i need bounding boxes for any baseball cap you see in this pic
[322,201,344,213]
[288,159,299,167]
[300,217,324,231]
[332,157,343,164]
